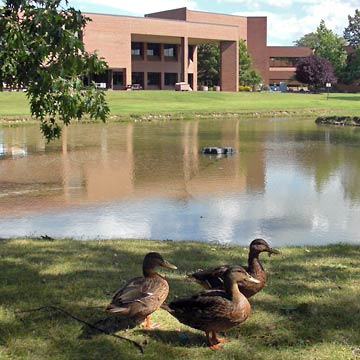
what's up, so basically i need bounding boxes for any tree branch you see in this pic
[15,305,144,354]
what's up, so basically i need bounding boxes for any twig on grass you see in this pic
[14,305,144,354]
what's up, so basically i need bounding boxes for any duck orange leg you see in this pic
[212,330,228,344]
[205,331,223,350]
[142,315,159,329]
[145,315,151,328]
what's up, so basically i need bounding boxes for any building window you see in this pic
[132,72,144,87]
[131,42,143,57]
[269,57,299,67]
[188,45,195,61]
[147,43,160,58]
[147,72,161,86]
[113,71,123,86]
[164,44,177,59]
[164,73,178,86]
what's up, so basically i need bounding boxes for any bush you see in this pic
[239,85,251,92]
[295,55,337,88]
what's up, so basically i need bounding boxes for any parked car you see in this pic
[126,84,143,90]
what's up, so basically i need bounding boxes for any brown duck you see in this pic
[188,238,279,298]
[162,266,260,350]
[105,252,177,329]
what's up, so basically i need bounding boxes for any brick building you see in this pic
[83,7,313,91]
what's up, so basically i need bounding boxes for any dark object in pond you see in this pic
[202,146,235,154]
[315,116,360,126]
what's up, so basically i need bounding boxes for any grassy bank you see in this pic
[1,239,359,360]
[0,91,359,125]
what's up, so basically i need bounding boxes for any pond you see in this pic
[1,118,360,246]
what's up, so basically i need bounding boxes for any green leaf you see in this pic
[0,0,109,141]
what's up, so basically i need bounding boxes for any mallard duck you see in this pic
[188,238,279,298]
[105,252,177,329]
[162,266,260,350]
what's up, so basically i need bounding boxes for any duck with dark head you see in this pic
[106,252,177,329]
[162,266,260,350]
[188,238,280,298]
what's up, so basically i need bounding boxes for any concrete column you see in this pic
[160,72,164,90]
[180,37,188,83]
[125,68,132,88]
[220,41,238,92]
[143,42,147,62]
[192,45,198,91]
[160,43,164,62]
[143,72,148,90]
[107,70,113,90]
[125,34,132,87]
[176,44,180,62]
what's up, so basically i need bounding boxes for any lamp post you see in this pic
[326,82,331,100]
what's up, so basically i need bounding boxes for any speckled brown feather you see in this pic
[105,252,176,325]
[166,289,250,332]
[189,239,279,298]
[106,274,169,322]
[164,266,254,344]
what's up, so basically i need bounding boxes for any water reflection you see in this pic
[0,119,360,246]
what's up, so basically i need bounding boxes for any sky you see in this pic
[1,0,358,45]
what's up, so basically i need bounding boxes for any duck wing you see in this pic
[167,290,234,330]
[114,277,151,301]
[189,265,231,289]
[106,276,169,315]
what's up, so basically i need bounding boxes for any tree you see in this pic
[295,55,337,89]
[238,39,262,90]
[293,32,320,49]
[293,20,347,77]
[240,70,263,91]
[197,39,262,89]
[197,43,220,86]
[344,9,360,48]
[238,39,252,79]
[314,20,347,76]
[341,48,360,84]
[0,0,109,141]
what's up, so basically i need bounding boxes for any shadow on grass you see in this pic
[1,239,359,359]
[138,328,207,348]
[327,96,360,101]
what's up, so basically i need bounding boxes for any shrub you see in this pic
[239,85,251,92]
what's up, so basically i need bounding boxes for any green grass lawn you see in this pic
[0,91,359,121]
[1,239,359,360]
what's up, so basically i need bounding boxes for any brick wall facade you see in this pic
[83,8,313,91]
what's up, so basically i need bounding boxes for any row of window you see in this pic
[89,70,178,88]
[132,72,178,86]
[269,57,300,67]
[131,42,177,59]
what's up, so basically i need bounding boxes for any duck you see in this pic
[105,252,177,329]
[162,266,260,350]
[188,238,279,298]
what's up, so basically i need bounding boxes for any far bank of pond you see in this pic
[0,91,360,123]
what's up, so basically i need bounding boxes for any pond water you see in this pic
[1,118,360,246]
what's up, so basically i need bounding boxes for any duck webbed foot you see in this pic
[212,332,228,344]
[212,330,228,344]
[141,315,159,329]
[206,331,226,350]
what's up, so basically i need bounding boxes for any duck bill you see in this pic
[246,273,261,284]
[162,259,177,270]
[268,247,280,257]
